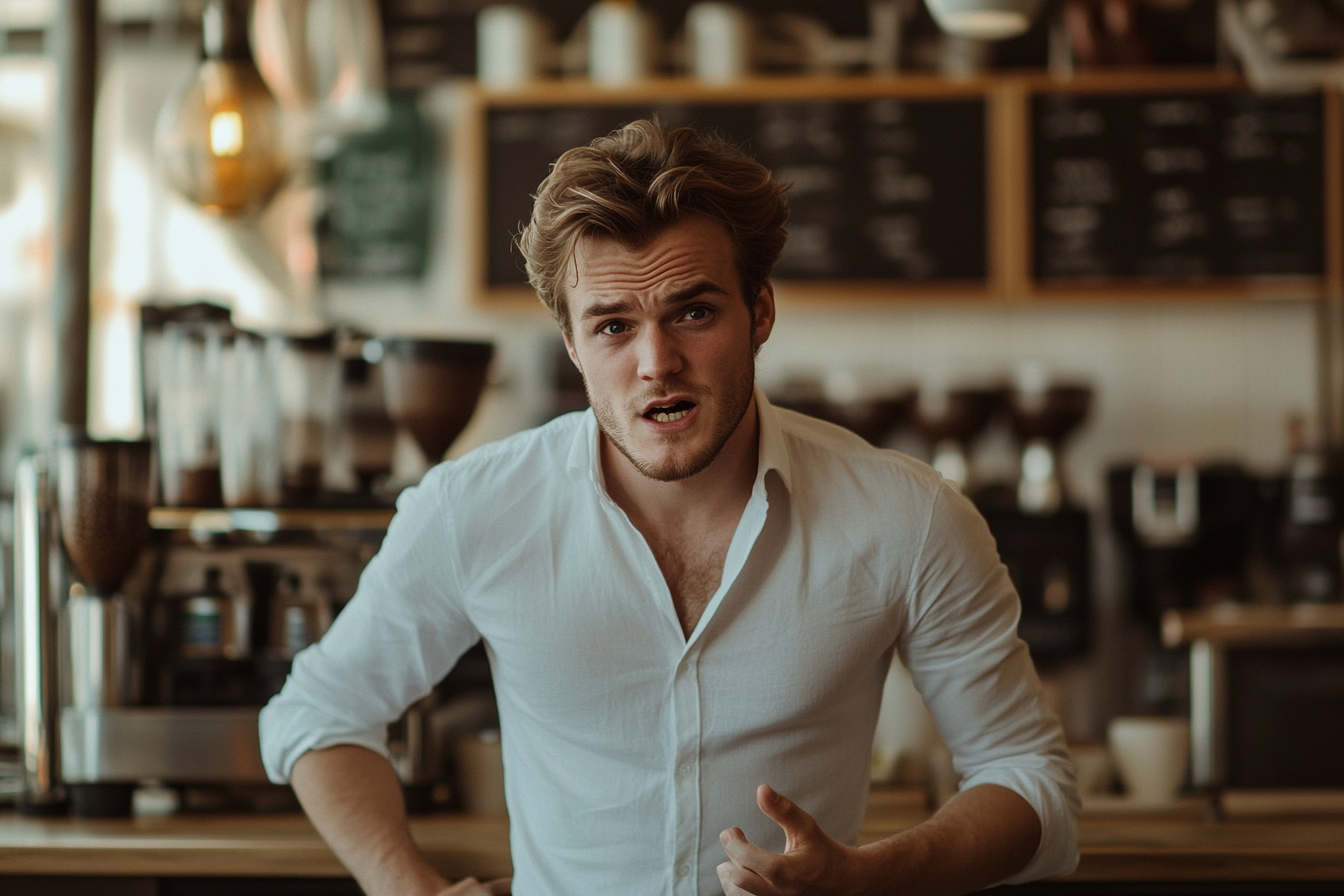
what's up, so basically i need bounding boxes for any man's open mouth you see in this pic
[644,401,695,423]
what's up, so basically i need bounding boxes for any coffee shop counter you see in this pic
[1,787,1342,887]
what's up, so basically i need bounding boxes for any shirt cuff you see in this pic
[258,698,391,784]
[960,764,1081,884]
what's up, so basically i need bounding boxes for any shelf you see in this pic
[148,507,395,535]
[1161,603,1344,647]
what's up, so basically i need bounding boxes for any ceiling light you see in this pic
[924,0,1042,40]
[155,0,287,216]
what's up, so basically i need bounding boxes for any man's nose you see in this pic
[636,325,683,380]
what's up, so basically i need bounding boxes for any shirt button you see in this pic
[677,763,691,778]
[676,863,691,878]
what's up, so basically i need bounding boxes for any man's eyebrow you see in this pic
[578,298,634,321]
[578,280,729,322]
[666,280,729,306]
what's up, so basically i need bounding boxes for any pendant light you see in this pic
[923,0,1042,40]
[155,0,288,216]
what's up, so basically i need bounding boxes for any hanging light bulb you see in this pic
[155,0,288,216]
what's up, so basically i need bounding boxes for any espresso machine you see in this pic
[1108,461,1264,620]
[10,323,496,817]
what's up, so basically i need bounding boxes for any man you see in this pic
[260,120,1079,896]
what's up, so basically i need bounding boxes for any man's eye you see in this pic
[599,321,628,336]
[684,306,710,321]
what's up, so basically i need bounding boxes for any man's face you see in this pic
[562,216,775,483]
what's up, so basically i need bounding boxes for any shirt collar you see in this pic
[566,385,794,496]
[753,386,793,494]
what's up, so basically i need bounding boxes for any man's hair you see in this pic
[517,119,789,336]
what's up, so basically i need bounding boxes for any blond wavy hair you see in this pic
[517,119,789,337]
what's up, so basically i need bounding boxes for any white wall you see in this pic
[764,297,1317,500]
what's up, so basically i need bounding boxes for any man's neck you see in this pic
[601,397,761,534]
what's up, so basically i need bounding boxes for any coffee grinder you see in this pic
[975,374,1094,662]
[54,433,155,816]
[12,433,155,817]
[768,371,915,447]
[380,338,495,476]
[911,381,1006,492]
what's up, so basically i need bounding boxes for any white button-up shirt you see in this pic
[260,392,1079,896]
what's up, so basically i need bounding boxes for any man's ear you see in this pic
[562,331,582,371]
[751,280,776,350]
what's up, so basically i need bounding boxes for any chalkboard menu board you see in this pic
[486,97,987,287]
[1032,90,1325,281]
[318,94,436,279]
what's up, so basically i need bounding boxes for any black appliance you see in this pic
[979,505,1091,662]
[1107,462,1264,619]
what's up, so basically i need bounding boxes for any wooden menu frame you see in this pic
[448,69,1341,310]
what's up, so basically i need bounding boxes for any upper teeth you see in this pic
[652,409,689,423]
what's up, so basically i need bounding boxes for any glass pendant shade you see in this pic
[156,0,288,216]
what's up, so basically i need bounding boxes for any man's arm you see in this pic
[717,782,1040,896]
[290,745,510,896]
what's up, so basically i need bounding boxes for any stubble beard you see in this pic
[585,343,758,484]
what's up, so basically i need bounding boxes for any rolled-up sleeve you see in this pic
[900,482,1081,883]
[259,464,481,783]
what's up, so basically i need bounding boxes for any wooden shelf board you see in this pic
[148,507,395,535]
[1162,603,1344,647]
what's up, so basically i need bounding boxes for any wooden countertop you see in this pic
[0,811,513,881]
[2,788,1342,883]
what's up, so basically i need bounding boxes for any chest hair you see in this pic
[648,529,732,638]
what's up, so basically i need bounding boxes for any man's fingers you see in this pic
[755,784,816,848]
[720,825,769,865]
[717,855,776,896]
[720,825,785,873]
[717,860,760,896]
[485,877,513,895]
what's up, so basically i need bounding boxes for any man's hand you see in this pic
[439,877,512,895]
[292,745,512,896]
[717,784,861,896]
[720,782,1043,896]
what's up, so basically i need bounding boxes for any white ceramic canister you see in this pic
[477,5,551,88]
[685,2,752,83]
[587,0,657,85]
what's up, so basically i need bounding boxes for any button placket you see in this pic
[671,650,702,896]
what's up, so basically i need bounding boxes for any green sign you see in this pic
[318,93,436,280]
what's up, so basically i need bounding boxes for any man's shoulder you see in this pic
[384,412,588,547]
[431,410,588,486]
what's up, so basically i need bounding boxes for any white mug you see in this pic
[1107,715,1190,804]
